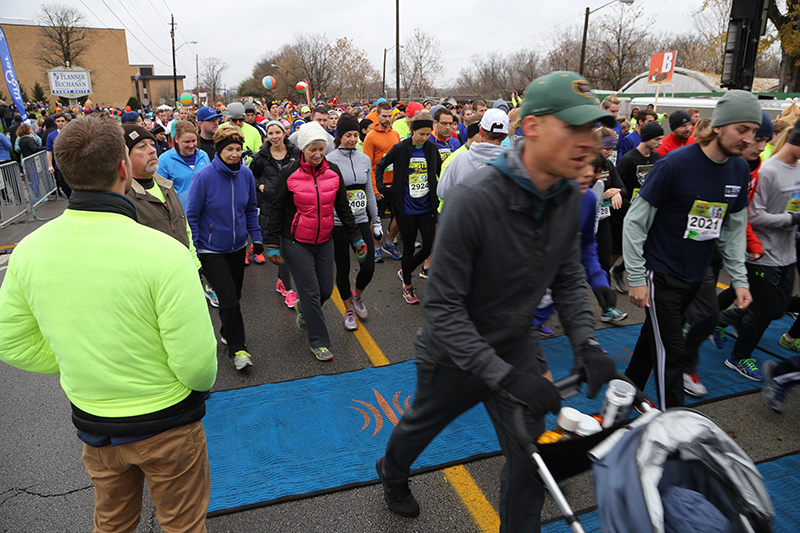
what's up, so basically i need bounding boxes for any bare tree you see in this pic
[201,58,228,103]
[767,0,800,91]
[327,38,381,101]
[36,3,91,69]
[398,26,444,97]
[593,4,655,90]
[292,33,333,96]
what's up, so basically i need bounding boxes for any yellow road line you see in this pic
[330,290,390,367]
[443,465,501,532]
[717,282,730,290]
[331,289,499,529]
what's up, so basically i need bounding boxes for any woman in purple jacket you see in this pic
[186,123,262,371]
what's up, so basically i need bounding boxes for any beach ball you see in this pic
[296,81,308,94]
[262,76,276,90]
[180,93,193,106]
[125,105,131,112]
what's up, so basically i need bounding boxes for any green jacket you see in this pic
[0,209,217,418]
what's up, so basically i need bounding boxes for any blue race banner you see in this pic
[0,26,28,121]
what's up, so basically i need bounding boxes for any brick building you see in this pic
[0,22,184,108]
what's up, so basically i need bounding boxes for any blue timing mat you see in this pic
[203,323,780,514]
[542,452,800,533]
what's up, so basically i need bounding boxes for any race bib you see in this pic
[787,198,800,212]
[600,170,610,183]
[636,164,653,186]
[599,198,611,220]
[347,189,367,215]
[684,200,727,241]
[409,173,428,198]
[608,151,618,166]
[632,188,640,198]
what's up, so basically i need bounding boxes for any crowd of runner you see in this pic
[2,71,800,532]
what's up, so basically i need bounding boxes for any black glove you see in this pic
[498,368,561,421]
[593,286,616,311]
[251,242,264,256]
[574,344,617,399]
[790,212,800,226]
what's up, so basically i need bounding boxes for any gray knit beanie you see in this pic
[710,91,762,129]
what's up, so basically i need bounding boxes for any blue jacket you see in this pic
[0,134,11,161]
[580,189,611,291]
[185,156,261,254]
[157,148,211,207]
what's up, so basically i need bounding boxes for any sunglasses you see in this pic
[230,118,244,123]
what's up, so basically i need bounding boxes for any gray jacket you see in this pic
[416,142,598,388]
[326,147,379,226]
[748,156,800,267]
[437,142,507,200]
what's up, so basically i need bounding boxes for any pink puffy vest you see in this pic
[287,158,341,244]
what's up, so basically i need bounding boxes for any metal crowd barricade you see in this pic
[0,161,28,228]
[22,151,56,212]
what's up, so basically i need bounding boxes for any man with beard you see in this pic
[656,110,696,157]
[623,90,761,409]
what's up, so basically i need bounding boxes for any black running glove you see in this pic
[574,344,617,399]
[593,286,616,311]
[251,242,264,256]
[790,212,800,226]
[498,368,561,421]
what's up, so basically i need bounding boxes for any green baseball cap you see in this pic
[520,71,616,128]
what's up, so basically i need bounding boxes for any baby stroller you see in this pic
[513,372,774,533]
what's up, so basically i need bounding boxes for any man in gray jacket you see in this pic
[376,71,617,532]
[717,116,800,377]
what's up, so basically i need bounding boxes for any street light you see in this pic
[579,0,634,76]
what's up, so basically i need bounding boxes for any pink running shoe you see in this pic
[276,279,288,296]
[285,290,298,309]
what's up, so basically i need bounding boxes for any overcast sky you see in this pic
[4,0,715,91]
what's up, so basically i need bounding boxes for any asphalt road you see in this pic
[1,198,798,532]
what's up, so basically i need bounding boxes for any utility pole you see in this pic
[170,14,177,105]
[395,0,400,99]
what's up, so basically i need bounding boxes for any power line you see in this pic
[78,0,153,66]
[148,0,169,24]
[97,0,172,69]
[113,0,171,55]
[352,0,393,44]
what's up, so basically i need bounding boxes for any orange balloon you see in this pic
[72,108,78,113]
[125,106,131,112]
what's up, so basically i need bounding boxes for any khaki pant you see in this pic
[81,421,210,533]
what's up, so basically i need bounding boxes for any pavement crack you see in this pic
[0,484,92,505]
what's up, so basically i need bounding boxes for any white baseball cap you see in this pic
[480,108,510,134]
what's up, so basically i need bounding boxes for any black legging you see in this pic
[596,217,612,274]
[199,247,247,353]
[396,211,436,285]
[332,222,375,300]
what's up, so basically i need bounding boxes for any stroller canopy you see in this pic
[590,408,773,533]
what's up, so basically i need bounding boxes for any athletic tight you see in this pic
[332,222,375,300]
[396,211,436,285]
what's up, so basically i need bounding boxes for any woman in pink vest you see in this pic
[265,122,367,361]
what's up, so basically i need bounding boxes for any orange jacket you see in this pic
[363,126,400,195]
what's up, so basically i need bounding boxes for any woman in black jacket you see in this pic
[250,120,300,308]
[15,123,45,159]
[375,111,442,305]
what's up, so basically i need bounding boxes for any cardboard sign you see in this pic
[647,51,678,85]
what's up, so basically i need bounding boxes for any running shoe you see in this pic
[284,290,298,309]
[419,267,429,279]
[539,325,554,337]
[634,396,658,414]
[725,355,763,381]
[601,307,628,323]
[204,283,219,308]
[402,287,420,304]
[762,360,789,414]
[414,241,421,249]
[683,373,708,397]
[376,457,420,517]
[220,336,227,345]
[374,247,384,263]
[397,269,404,285]
[382,242,401,260]
[610,267,628,293]
[351,291,368,319]
[344,310,358,331]
[295,301,307,332]
[779,334,800,353]
[708,326,728,349]
[312,346,333,361]
[276,279,288,296]
[250,245,266,264]
[244,253,250,266]
[233,350,253,370]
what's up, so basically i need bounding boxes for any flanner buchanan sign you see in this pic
[47,67,92,97]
